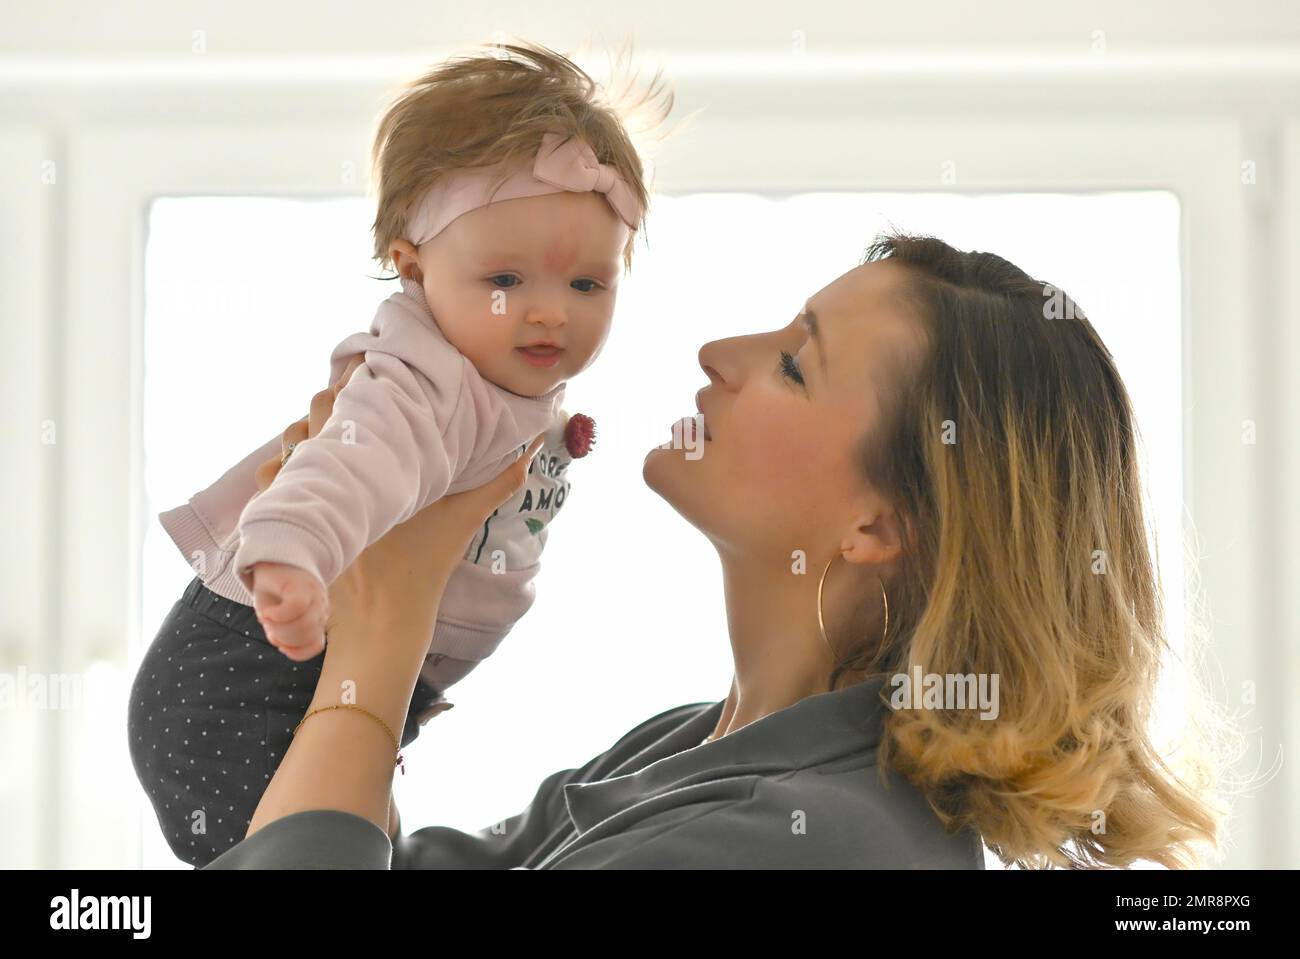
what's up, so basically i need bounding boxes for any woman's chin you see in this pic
[643,441,711,512]
[642,443,685,496]
[641,443,670,488]
[642,446,705,526]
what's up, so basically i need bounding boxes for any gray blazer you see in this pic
[205,674,985,869]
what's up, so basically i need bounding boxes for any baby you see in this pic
[169,43,650,679]
[235,132,639,665]
[129,42,666,865]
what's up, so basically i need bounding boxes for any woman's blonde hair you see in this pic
[840,231,1244,869]
[367,39,676,275]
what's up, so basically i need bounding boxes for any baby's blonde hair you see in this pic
[368,39,675,275]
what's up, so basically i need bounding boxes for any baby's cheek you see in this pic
[576,309,616,370]
[441,303,511,365]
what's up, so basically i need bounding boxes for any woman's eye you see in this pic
[778,350,805,387]
[488,274,519,288]
[571,278,599,293]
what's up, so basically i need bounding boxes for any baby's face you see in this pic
[410,190,631,397]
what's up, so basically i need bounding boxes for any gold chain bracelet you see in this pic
[293,704,405,775]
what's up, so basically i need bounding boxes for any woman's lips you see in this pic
[516,346,564,368]
[672,415,712,444]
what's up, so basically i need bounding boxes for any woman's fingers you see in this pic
[368,431,547,604]
[336,354,367,395]
[253,416,309,493]
[440,432,545,528]
[253,456,279,494]
[505,433,547,500]
[253,357,363,495]
[282,416,310,458]
[310,354,367,438]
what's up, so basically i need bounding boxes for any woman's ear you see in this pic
[840,502,904,568]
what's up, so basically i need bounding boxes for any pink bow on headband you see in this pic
[534,132,642,229]
[404,132,642,247]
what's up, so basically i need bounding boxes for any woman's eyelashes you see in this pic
[778,350,806,388]
[485,274,604,293]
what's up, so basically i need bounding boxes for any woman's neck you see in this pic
[704,551,838,742]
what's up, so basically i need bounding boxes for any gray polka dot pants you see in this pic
[127,576,444,868]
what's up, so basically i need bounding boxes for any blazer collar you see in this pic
[562,674,890,835]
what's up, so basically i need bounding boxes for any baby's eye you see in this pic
[571,278,600,293]
[488,274,519,289]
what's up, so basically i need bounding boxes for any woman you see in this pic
[203,231,1231,869]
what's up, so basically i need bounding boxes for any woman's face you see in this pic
[643,259,928,562]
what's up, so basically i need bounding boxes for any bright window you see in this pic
[139,190,1182,868]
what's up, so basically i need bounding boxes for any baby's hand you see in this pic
[250,561,328,661]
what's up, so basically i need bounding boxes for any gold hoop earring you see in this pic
[816,552,889,669]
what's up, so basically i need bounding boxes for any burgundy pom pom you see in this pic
[564,413,596,458]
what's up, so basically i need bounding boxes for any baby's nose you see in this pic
[526,305,568,327]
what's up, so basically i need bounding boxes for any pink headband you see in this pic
[404,132,642,247]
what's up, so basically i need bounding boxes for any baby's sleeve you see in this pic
[230,350,467,594]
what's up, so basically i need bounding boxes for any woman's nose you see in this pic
[699,332,764,388]
[698,339,727,386]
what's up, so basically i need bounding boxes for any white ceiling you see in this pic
[2,0,1298,59]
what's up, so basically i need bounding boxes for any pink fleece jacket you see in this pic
[158,274,568,687]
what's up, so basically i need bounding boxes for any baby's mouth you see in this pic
[516,345,565,368]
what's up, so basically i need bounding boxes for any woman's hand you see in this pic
[252,353,546,660]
